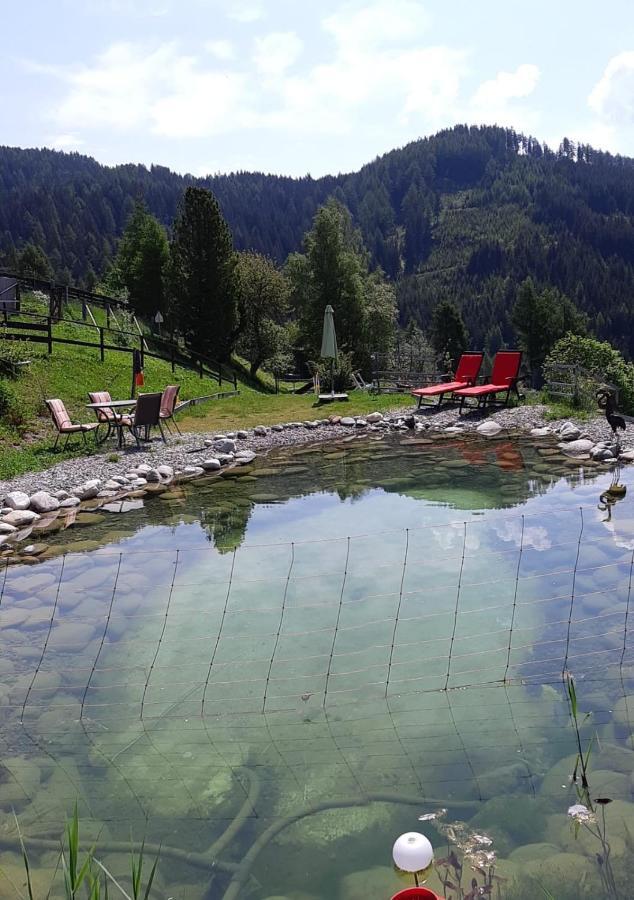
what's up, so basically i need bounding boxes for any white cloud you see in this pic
[205,40,235,61]
[53,42,251,138]
[254,32,303,76]
[226,0,264,23]
[469,64,540,129]
[589,52,634,123]
[48,133,85,150]
[323,0,430,54]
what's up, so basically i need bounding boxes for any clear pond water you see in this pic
[1,431,634,899]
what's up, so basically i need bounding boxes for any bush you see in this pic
[0,337,32,377]
[543,334,634,414]
[0,379,16,417]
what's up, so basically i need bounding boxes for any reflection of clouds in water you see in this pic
[432,523,481,551]
[494,519,551,551]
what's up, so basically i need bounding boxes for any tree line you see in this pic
[3,124,634,358]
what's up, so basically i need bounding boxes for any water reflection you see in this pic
[1,434,634,898]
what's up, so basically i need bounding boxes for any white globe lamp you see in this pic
[392,832,434,886]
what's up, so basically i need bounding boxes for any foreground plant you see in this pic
[1,805,159,900]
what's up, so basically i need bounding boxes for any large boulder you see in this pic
[2,509,40,527]
[0,521,17,534]
[4,491,30,510]
[235,450,256,465]
[365,412,383,424]
[214,438,237,454]
[201,458,221,471]
[477,420,503,437]
[340,417,356,426]
[558,422,581,441]
[73,479,101,500]
[558,439,594,457]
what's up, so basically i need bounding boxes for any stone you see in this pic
[619,448,634,462]
[215,453,234,466]
[102,479,124,491]
[73,479,101,500]
[183,466,205,476]
[613,693,634,728]
[304,420,319,428]
[144,469,161,482]
[97,490,118,498]
[476,420,503,436]
[102,499,144,513]
[204,438,214,447]
[235,451,256,465]
[214,438,237,454]
[254,426,268,436]
[591,446,615,460]
[530,426,553,437]
[558,421,581,441]
[201,458,221,471]
[271,424,284,432]
[52,489,70,500]
[4,491,30,510]
[340,417,356,426]
[58,496,80,509]
[329,415,342,424]
[237,429,248,439]
[0,520,18,534]
[558,439,594,456]
[226,431,237,439]
[21,543,47,556]
[2,509,40,527]
[355,419,367,427]
[135,464,153,474]
[365,412,383,424]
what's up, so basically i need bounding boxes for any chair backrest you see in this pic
[454,352,484,385]
[46,398,72,431]
[134,392,162,427]
[88,390,113,422]
[160,384,180,417]
[490,350,522,385]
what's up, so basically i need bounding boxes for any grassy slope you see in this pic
[0,334,403,480]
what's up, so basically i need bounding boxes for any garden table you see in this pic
[86,399,137,449]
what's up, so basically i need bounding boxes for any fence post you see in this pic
[47,317,52,355]
[139,336,145,367]
[82,300,87,321]
[106,305,111,330]
[99,327,104,362]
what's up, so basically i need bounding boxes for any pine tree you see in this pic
[115,202,169,318]
[168,187,237,361]
[429,301,468,368]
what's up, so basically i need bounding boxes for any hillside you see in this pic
[3,125,634,356]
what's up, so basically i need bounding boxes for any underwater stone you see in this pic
[613,693,634,728]
[339,866,403,900]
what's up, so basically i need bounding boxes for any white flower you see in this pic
[567,803,594,823]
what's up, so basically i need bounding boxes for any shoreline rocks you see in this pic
[0,403,631,556]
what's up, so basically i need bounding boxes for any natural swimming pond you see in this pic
[1,432,634,899]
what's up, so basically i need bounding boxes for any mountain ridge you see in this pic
[2,124,634,355]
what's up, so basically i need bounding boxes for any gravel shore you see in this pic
[1,402,629,501]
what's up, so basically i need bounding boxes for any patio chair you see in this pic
[411,352,484,408]
[46,399,98,450]
[117,392,166,449]
[454,350,524,412]
[159,384,181,435]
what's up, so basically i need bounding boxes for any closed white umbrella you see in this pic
[320,305,338,396]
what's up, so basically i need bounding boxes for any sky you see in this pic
[4,0,634,178]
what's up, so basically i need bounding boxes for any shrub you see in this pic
[543,334,634,414]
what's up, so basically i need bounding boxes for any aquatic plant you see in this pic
[565,672,620,899]
[419,809,503,899]
[3,805,159,900]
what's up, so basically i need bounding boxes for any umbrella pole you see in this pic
[331,358,334,397]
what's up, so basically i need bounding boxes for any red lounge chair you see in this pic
[454,350,523,411]
[411,352,483,408]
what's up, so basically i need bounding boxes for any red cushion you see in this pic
[411,380,468,397]
[453,383,509,397]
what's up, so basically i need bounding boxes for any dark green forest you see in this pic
[3,124,634,356]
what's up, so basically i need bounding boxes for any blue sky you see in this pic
[4,0,634,177]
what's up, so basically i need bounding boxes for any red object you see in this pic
[391,888,444,899]
[411,353,483,407]
[135,372,145,387]
[453,350,522,409]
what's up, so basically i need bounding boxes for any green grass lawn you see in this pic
[0,330,407,480]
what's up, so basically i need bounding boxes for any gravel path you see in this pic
[1,403,629,500]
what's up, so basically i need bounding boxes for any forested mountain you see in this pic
[3,124,634,356]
